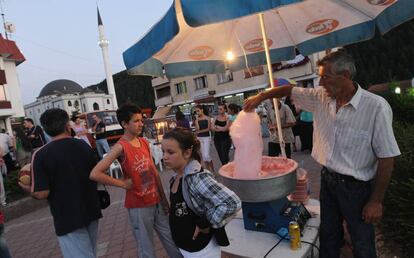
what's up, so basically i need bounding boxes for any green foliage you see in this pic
[377,83,414,124]
[345,19,414,87]
[88,70,156,110]
[381,92,414,257]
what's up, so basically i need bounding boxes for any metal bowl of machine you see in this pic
[219,157,298,203]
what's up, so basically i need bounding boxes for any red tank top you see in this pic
[118,137,160,208]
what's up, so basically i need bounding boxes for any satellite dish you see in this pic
[4,22,15,34]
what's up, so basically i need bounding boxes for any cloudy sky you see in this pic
[4,0,171,104]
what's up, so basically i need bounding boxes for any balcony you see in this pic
[0,101,11,109]
[155,96,172,107]
[152,77,169,88]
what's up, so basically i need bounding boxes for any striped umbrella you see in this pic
[275,78,297,86]
[123,0,414,157]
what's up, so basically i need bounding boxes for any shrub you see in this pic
[381,92,414,257]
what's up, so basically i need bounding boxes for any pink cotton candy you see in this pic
[220,156,297,179]
[230,111,263,179]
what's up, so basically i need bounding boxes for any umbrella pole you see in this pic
[258,13,286,158]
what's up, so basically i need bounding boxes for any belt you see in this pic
[322,167,370,184]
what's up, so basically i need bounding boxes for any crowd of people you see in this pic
[2,102,241,258]
[0,51,401,258]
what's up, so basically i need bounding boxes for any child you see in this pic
[162,127,241,257]
[89,103,182,258]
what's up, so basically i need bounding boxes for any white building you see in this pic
[152,52,326,117]
[0,34,26,133]
[24,79,115,126]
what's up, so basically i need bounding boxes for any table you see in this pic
[222,199,320,258]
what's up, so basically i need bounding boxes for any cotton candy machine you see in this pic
[219,156,311,234]
[219,156,298,202]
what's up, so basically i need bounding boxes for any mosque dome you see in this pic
[38,79,83,98]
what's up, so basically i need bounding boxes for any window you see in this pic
[217,71,233,84]
[244,65,264,78]
[194,76,208,90]
[0,85,6,101]
[93,103,100,111]
[86,111,120,127]
[107,99,110,104]
[74,100,79,107]
[83,104,86,112]
[156,87,171,98]
[68,100,72,107]
[175,81,187,95]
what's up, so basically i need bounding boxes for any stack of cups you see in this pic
[288,167,310,204]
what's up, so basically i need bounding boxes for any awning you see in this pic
[152,106,172,120]
[194,96,216,104]
[214,83,267,98]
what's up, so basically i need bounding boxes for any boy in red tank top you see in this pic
[90,103,182,258]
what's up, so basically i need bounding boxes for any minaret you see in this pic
[97,7,118,109]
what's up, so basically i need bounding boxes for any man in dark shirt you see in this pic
[23,118,46,151]
[92,114,110,159]
[19,109,102,258]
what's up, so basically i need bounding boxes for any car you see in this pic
[77,110,124,149]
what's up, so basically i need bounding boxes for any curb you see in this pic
[3,196,48,222]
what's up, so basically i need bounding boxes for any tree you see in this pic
[345,19,414,87]
[87,70,156,110]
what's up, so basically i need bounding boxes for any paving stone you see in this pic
[4,142,357,257]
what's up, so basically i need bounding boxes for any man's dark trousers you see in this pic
[319,167,376,258]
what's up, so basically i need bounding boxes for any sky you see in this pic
[3,0,172,104]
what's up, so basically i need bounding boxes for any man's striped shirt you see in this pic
[291,85,400,181]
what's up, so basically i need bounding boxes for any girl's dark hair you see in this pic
[218,102,228,112]
[163,127,201,162]
[175,110,185,121]
[228,103,240,114]
[195,104,209,116]
[71,114,79,122]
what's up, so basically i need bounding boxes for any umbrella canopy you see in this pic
[276,78,297,86]
[123,0,414,158]
[123,0,414,79]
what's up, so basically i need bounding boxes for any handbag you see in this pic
[98,185,110,209]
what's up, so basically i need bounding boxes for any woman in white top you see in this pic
[71,115,91,146]
[194,105,214,172]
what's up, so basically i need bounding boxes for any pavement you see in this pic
[4,138,349,258]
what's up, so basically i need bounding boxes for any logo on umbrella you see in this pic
[188,46,214,60]
[367,0,395,6]
[306,19,339,35]
[244,38,273,53]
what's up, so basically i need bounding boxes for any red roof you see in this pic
[0,34,25,65]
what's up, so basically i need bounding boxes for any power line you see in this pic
[22,63,103,80]
[14,34,102,65]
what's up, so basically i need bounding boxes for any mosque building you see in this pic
[24,79,115,126]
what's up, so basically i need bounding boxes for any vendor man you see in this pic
[244,51,400,258]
